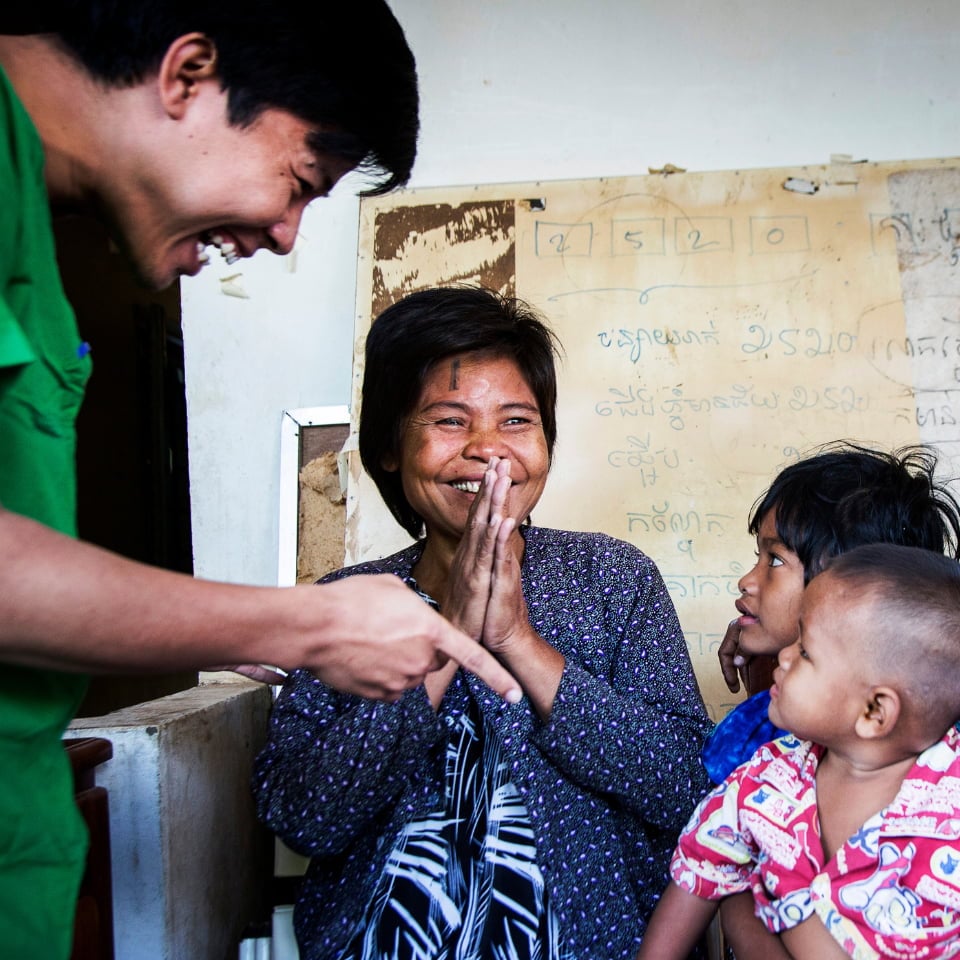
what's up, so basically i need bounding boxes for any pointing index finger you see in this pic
[437,624,521,703]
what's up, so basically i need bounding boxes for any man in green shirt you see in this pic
[0,4,520,956]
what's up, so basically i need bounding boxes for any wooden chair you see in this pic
[64,737,115,960]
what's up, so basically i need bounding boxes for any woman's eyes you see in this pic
[432,417,532,428]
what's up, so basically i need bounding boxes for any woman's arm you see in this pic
[525,536,712,829]
[252,671,443,858]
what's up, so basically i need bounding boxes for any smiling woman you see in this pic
[252,286,714,960]
[389,354,550,565]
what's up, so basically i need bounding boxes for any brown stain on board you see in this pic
[370,200,516,318]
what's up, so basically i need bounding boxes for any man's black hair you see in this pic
[11,0,418,195]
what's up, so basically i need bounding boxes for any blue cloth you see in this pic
[700,690,785,784]
[253,526,713,960]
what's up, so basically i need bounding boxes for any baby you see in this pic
[638,543,960,959]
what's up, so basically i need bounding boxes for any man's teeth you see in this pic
[195,241,211,265]
[451,480,481,493]
[206,233,241,265]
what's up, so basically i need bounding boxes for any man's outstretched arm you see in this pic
[0,506,522,702]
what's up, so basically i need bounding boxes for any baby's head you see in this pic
[770,543,960,750]
[735,444,960,662]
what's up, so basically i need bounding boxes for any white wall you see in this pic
[181,0,960,586]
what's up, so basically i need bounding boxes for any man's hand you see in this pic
[0,507,521,703]
[300,574,521,703]
[203,664,288,684]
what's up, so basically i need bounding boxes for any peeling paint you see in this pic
[370,201,516,317]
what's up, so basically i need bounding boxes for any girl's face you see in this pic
[734,509,806,658]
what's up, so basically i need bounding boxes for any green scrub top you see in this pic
[0,66,93,958]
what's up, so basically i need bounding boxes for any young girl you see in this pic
[703,443,960,786]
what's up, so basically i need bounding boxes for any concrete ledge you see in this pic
[69,681,274,960]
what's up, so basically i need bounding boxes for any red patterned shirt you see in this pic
[672,728,960,958]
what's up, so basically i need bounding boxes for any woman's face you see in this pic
[390,353,550,544]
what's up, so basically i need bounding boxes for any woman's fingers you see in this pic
[489,457,511,525]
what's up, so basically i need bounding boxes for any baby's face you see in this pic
[768,573,870,742]
[734,510,805,658]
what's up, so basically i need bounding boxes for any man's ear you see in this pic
[855,686,901,740]
[157,33,219,120]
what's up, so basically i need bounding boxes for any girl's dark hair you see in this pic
[360,286,562,539]
[39,0,418,195]
[750,442,960,583]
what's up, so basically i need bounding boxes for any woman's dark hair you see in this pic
[750,442,960,583]
[360,286,562,539]
[35,0,418,195]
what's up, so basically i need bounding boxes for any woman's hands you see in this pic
[425,458,511,707]
[440,457,514,641]
[435,457,564,720]
[463,458,530,657]
[423,459,507,707]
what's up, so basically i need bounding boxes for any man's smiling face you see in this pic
[106,86,353,290]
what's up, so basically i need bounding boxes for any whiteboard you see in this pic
[345,157,960,719]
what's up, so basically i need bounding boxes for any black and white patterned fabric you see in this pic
[340,686,570,960]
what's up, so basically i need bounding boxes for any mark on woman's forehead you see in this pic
[449,359,460,390]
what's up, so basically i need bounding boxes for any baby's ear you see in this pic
[855,686,900,740]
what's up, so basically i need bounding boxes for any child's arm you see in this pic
[721,900,846,960]
[635,881,719,960]
[720,892,793,960]
[781,914,849,960]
